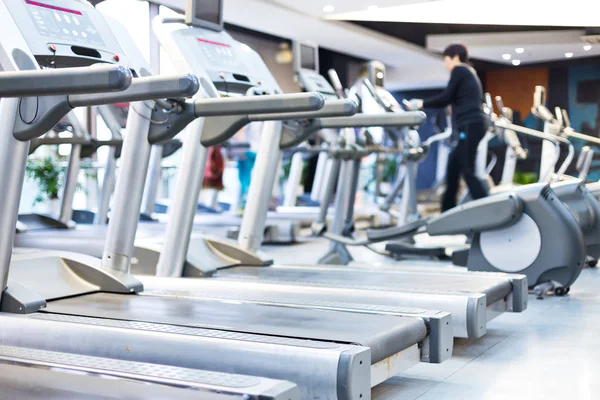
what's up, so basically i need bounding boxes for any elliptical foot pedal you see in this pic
[533,280,567,299]
[385,242,448,260]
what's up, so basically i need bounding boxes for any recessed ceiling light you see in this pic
[565,52,574,58]
[323,5,335,12]
[584,44,592,51]
[515,48,525,54]
[367,5,379,11]
[502,53,512,60]
[512,59,521,66]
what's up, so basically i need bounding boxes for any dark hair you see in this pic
[443,44,469,63]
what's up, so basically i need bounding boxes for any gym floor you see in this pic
[265,238,599,400]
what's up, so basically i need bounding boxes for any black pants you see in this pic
[442,119,489,212]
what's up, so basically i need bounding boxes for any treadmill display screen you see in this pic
[187,0,223,28]
[300,44,317,71]
[25,0,105,47]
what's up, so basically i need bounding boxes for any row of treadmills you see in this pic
[0,0,568,399]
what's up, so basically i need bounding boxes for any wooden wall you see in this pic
[485,68,549,121]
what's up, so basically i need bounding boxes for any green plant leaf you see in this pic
[26,156,65,203]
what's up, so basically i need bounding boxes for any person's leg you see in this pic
[441,147,461,212]
[458,120,489,200]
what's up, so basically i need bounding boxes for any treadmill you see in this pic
[0,15,301,400]
[156,40,392,242]
[2,2,449,399]
[275,58,397,229]
[17,3,524,339]
[137,23,527,339]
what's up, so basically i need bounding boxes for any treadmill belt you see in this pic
[45,292,427,363]
[219,266,513,304]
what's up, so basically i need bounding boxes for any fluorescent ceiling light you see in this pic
[367,5,379,11]
[584,44,592,51]
[502,54,512,60]
[515,48,525,54]
[323,5,335,13]
[565,52,574,58]
[512,59,521,66]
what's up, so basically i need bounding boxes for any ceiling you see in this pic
[224,0,439,67]
[98,0,600,89]
[428,30,600,66]
[270,0,432,17]
[220,0,450,89]
[269,0,600,75]
[323,0,600,27]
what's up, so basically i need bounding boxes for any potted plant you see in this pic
[513,171,539,185]
[25,156,64,215]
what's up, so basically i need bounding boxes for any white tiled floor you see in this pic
[264,237,600,400]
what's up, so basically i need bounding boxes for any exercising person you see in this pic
[406,43,489,211]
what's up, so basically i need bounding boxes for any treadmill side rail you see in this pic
[0,345,301,400]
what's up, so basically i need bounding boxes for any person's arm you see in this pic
[422,67,465,108]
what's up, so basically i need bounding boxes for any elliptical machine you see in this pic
[326,96,587,297]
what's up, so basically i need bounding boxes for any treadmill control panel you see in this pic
[25,0,105,47]
[182,31,264,94]
[297,70,336,99]
[4,0,127,68]
[166,26,281,96]
[196,37,241,69]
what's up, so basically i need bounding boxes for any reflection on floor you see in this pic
[264,237,599,400]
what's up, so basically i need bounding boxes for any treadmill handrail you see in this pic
[0,65,132,97]
[151,92,326,146]
[69,74,200,108]
[13,74,200,142]
[318,112,427,129]
[250,99,357,121]
[193,92,325,117]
